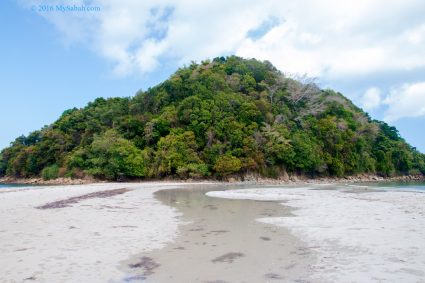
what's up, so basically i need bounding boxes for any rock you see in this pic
[280,171,290,182]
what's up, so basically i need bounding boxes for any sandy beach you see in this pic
[208,185,425,282]
[1,182,425,282]
[122,185,315,282]
[0,182,192,283]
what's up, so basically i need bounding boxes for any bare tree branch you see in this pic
[284,73,320,103]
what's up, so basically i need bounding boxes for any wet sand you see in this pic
[0,182,188,283]
[120,185,315,283]
[208,185,425,282]
[3,182,423,282]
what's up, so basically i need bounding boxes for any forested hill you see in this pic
[1,56,424,181]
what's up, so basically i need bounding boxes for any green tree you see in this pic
[291,131,323,173]
[41,164,59,180]
[80,130,146,180]
[0,56,423,180]
[153,131,208,177]
[261,124,294,167]
[213,155,242,176]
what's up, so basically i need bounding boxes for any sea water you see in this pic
[1,181,424,191]
[121,184,314,282]
[0,183,35,189]
[363,181,425,192]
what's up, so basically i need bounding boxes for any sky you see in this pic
[1,0,425,152]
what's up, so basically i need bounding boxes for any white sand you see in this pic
[0,182,190,283]
[207,187,425,282]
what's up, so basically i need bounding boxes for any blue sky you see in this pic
[1,0,425,152]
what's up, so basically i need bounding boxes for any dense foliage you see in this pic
[1,56,424,180]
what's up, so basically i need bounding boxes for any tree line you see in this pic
[1,56,424,180]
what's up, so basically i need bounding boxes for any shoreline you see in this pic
[1,173,423,186]
[0,182,190,282]
[1,181,424,282]
[123,186,315,282]
[207,186,425,282]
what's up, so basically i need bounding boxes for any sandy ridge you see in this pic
[0,182,189,283]
[207,186,425,282]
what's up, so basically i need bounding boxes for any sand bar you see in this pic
[207,186,425,282]
[121,185,315,282]
[0,182,192,283]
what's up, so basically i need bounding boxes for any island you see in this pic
[1,56,424,183]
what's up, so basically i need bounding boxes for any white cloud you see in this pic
[236,0,425,78]
[383,82,425,122]
[135,39,168,74]
[361,87,381,111]
[405,24,425,45]
[20,0,425,79]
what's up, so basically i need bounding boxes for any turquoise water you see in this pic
[366,181,425,192]
[1,181,424,192]
[0,184,34,189]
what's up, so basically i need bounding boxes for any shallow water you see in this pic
[0,183,35,189]
[365,181,425,192]
[307,181,425,193]
[120,185,315,283]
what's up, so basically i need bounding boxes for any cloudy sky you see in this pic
[2,0,425,151]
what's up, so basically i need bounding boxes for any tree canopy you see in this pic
[1,56,424,180]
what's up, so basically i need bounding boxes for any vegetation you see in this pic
[1,56,424,180]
